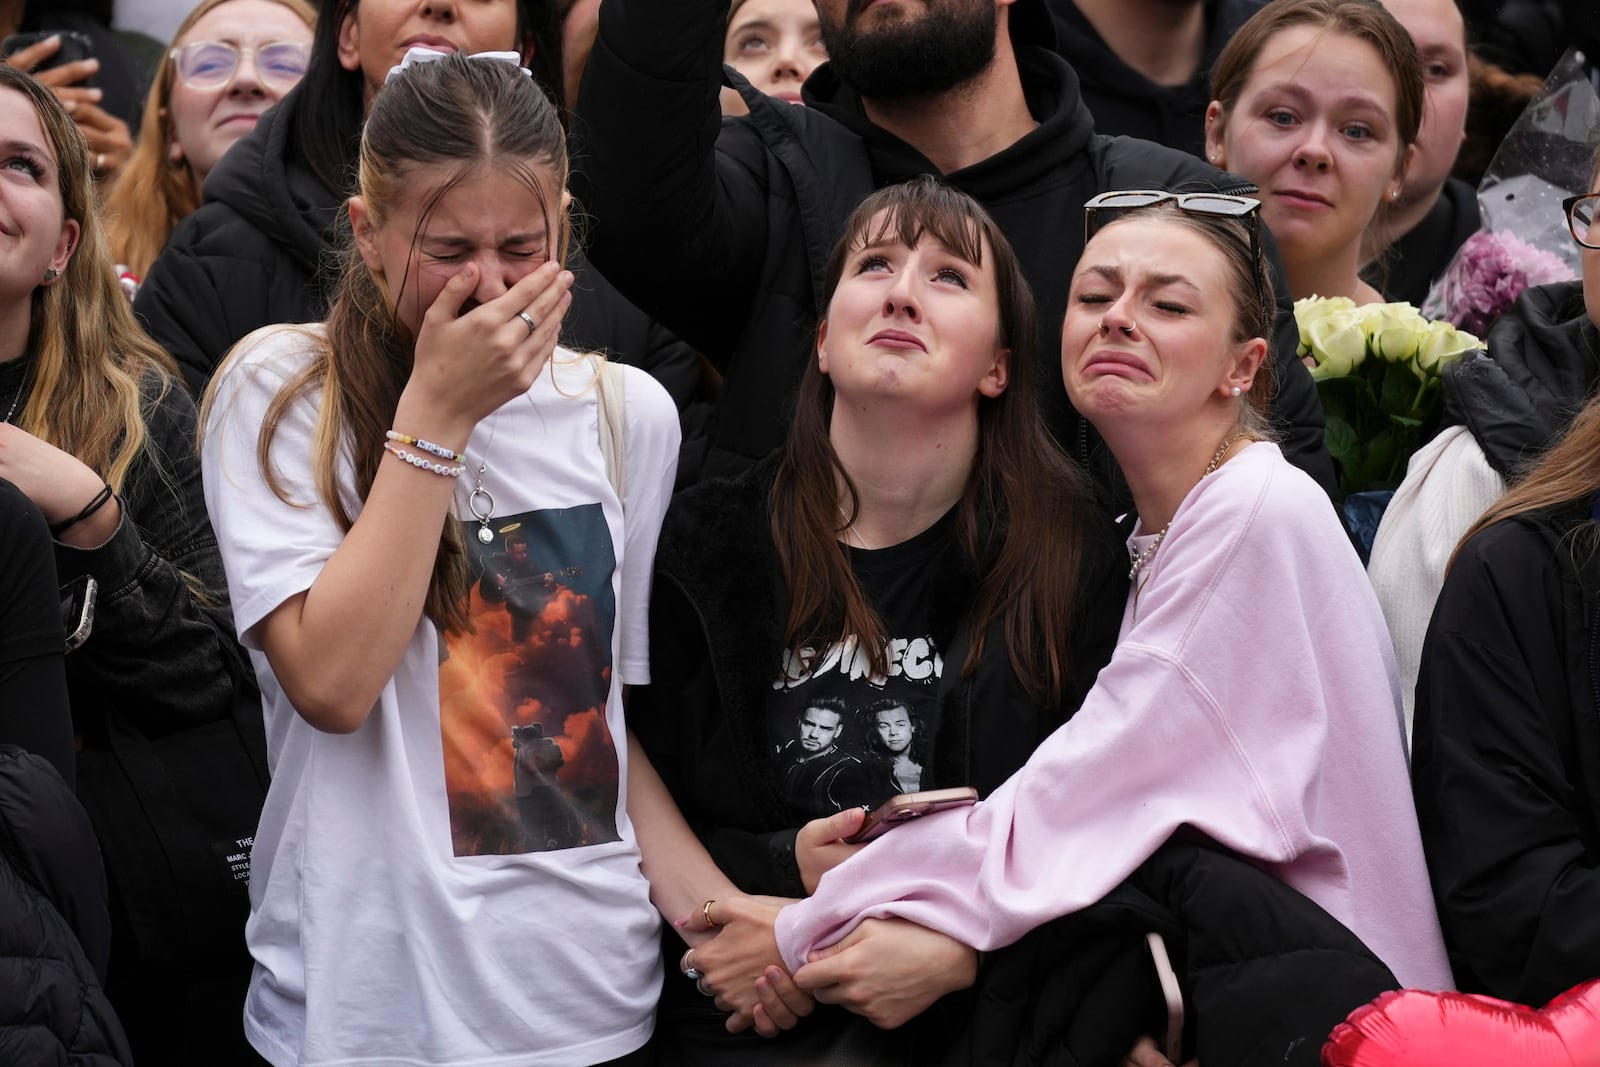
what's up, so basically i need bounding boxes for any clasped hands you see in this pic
[678,808,980,1038]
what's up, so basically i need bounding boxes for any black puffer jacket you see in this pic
[571,0,1334,498]
[1442,281,1600,480]
[132,86,706,414]
[1413,500,1600,1005]
[0,746,133,1066]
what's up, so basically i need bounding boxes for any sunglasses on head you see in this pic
[1083,190,1265,309]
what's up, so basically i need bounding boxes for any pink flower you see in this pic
[1421,230,1575,336]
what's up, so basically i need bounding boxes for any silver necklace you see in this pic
[2,389,19,424]
[1128,432,1253,580]
[467,412,503,545]
[837,503,872,550]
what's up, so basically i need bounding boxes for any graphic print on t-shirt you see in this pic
[440,503,620,856]
[769,634,943,821]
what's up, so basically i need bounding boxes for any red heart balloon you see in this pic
[1322,979,1600,1067]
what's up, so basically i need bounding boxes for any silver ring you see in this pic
[95,152,105,172]
[696,976,715,997]
[516,310,537,335]
[683,967,704,982]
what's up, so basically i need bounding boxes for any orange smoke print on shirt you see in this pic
[439,502,621,856]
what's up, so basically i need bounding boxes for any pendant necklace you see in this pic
[467,412,503,545]
[1128,432,1254,580]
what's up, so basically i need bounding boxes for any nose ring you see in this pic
[1099,319,1137,335]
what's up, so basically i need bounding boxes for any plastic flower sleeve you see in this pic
[1420,48,1596,332]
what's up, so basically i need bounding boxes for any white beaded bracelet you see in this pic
[385,430,464,463]
[383,440,464,478]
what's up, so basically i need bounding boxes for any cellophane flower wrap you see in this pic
[1420,48,1597,333]
[1297,296,1482,495]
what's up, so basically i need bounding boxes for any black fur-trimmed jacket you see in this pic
[0,746,133,1066]
[629,454,1127,898]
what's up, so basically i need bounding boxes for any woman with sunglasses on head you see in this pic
[687,190,1449,1062]
[1203,0,1422,303]
[103,0,314,285]
[1410,183,1600,1004]
[1368,148,1600,736]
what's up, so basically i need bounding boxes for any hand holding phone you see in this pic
[2,31,98,87]
[845,787,979,844]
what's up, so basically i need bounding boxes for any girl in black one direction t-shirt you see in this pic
[633,177,1127,1064]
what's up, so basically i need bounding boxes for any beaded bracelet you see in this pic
[383,440,465,478]
[385,430,464,463]
[50,483,116,538]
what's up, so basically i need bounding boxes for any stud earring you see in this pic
[42,268,60,281]
[1230,386,1242,398]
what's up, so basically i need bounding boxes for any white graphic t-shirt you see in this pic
[203,327,678,1066]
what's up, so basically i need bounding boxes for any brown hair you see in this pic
[772,176,1095,706]
[1092,201,1278,438]
[103,0,317,279]
[208,52,569,635]
[0,65,180,492]
[1210,0,1424,161]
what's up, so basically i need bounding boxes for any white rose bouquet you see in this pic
[1296,296,1482,495]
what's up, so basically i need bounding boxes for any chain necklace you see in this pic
[837,503,872,550]
[1,389,19,425]
[1128,432,1254,580]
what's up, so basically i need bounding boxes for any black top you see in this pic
[1046,0,1266,158]
[1413,500,1600,1004]
[22,8,145,130]
[765,513,954,817]
[1371,177,1481,307]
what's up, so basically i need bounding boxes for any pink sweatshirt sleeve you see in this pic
[776,446,1373,971]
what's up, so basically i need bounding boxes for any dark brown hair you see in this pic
[211,52,568,634]
[1210,0,1424,160]
[772,176,1095,706]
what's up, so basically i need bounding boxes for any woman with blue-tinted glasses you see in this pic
[104,0,314,284]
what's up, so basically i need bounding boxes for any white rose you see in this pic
[1294,295,1359,357]
[1369,302,1428,363]
[1305,308,1369,380]
[1415,320,1483,375]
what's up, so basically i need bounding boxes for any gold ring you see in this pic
[702,899,719,928]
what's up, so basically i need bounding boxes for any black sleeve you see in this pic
[568,0,772,361]
[1261,228,1337,499]
[132,212,285,396]
[1412,520,1600,1004]
[631,564,808,899]
[53,376,247,737]
[0,478,74,787]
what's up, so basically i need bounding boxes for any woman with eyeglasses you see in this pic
[686,190,1449,1063]
[1409,166,1600,1008]
[103,0,314,284]
[1367,149,1600,737]
[1202,0,1422,303]
[126,0,565,396]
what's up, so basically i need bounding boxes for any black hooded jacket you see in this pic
[1045,0,1265,159]
[1442,281,1600,480]
[570,0,1335,499]
[132,85,706,413]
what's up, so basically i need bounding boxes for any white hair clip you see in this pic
[385,46,532,85]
